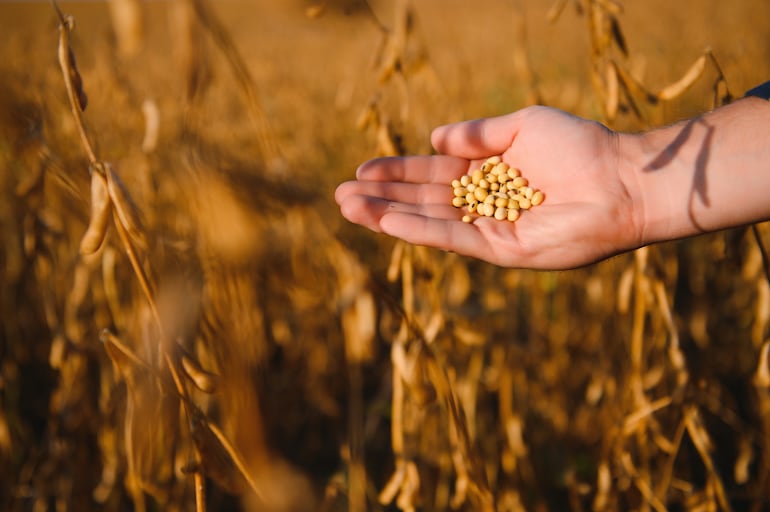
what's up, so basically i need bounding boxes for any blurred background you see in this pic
[2,0,770,510]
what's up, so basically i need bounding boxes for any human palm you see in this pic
[335,106,641,269]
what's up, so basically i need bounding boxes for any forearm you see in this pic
[619,96,770,245]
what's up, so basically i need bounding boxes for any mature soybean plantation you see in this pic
[2,1,770,510]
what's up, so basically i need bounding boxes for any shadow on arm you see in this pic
[642,118,714,232]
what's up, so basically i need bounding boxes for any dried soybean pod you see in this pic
[80,172,111,255]
[181,353,219,394]
[103,163,147,251]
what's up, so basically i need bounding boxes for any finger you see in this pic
[336,180,451,208]
[431,111,525,159]
[378,211,495,261]
[355,155,469,184]
[338,195,461,232]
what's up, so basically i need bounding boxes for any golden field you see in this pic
[2,1,770,511]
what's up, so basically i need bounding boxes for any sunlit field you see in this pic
[3,1,770,510]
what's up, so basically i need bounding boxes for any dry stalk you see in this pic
[50,5,263,510]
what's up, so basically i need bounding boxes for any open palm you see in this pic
[335,106,642,269]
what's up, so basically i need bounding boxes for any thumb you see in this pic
[430,110,525,159]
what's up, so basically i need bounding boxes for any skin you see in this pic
[335,94,770,270]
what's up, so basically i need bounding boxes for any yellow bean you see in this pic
[507,208,520,222]
[473,187,488,202]
[462,215,472,223]
[512,176,528,188]
[494,207,507,220]
[531,190,544,206]
[451,179,461,188]
[472,169,483,184]
[507,167,521,180]
[460,175,471,186]
[452,196,467,207]
[454,186,468,197]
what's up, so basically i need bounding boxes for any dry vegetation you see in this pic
[2,0,770,511]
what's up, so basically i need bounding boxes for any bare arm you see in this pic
[620,96,770,246]
[336,90,770,270]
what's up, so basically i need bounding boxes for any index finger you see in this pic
[356,155,470,184]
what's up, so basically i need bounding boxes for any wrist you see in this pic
[617,117,717,246]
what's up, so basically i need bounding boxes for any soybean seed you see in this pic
[512,176,528,188]
[493,162,509,175]
[449,162,544,223]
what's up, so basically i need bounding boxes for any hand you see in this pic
[335,106,643,269]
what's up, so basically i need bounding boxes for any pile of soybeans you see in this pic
[451,156,544,223]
